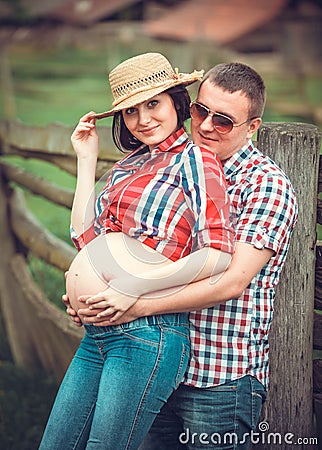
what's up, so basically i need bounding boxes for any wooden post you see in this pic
[253,123,321,449]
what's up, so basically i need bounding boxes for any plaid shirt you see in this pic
[71,128,234,260]
[185,140,298,389]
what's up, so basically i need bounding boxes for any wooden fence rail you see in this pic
[0,119,321,449]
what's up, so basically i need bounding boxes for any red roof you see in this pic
[145,0,288,44]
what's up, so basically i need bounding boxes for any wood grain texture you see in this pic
[253,122,321,449]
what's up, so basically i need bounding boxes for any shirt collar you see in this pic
[116,128,189,168]
[222,139,256,177]
[151,128,189,155]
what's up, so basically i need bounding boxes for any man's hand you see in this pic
[62,293,83,327]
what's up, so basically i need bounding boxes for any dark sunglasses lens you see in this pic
[191,103,208,119]
[191,103,234,134]
[212,115,233,133]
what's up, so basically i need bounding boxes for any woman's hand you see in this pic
[79,302,142,326]
[79,286,139,322]
[71,112,99,160]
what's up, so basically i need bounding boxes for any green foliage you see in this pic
[2,156,75,244]
[27,254,66,311]
[4,155,76,190]
[2,44,321,127]
[0,156,75,309]
[263,73,322,125]
[265,73,322,106]
[0,361,57,450]
[2,46,113,126]
[318,223,322,241]
[24,191,71,244]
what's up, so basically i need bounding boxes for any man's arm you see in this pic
[62,293,83,326]
[80,242,274,325]
[81,247,231,321]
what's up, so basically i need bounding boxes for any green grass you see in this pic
[27,254,67,310]
[4,155,76,188]
[263,73,322,125]
[1,156,75,308]
[1,45,321,127]
[265,74,322,105]
[1,46,114,126]
[3,156,75,243]
[317,224,322,241]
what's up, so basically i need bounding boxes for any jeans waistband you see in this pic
[85,312,189,335]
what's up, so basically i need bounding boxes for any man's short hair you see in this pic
[202,62,266,119]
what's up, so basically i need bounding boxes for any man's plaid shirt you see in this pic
[185,140,298,389]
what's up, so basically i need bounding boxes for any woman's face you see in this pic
[122,93,178,151]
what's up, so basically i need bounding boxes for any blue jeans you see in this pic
[39,314,190,450]
[139,375,266,450]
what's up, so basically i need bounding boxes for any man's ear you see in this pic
[247,117,262,139]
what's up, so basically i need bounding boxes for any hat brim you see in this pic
[93,70,203,120]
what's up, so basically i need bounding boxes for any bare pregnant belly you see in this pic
[66,232,170,313]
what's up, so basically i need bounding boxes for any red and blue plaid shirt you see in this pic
[185,140,298,389]
[71,128,234,260]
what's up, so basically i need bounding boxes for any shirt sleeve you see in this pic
[70,224,97,251]
[235,173,298,253]
[69,169,116,251]
[181,144,235,254]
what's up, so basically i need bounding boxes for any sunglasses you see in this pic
[190,102,255,134]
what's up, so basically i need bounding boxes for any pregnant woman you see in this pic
[39,53,234,450]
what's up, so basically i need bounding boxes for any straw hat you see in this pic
[93,53,204,119]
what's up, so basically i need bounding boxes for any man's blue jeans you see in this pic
[39,314,190,450]
[139,375,266,450]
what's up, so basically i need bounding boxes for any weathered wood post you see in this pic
[253,123,321,449]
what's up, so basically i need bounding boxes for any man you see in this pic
[64,62,298,449]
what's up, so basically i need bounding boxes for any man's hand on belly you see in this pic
[62,293,83,327]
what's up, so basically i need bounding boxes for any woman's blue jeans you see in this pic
[39,314,190,450]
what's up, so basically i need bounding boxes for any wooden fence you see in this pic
[0,119,321,449]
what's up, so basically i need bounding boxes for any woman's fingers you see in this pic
[81,292,107,305]
[80,111,97,123]
[97,307,117,318]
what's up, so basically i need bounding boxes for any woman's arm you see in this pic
[70,112,99,236]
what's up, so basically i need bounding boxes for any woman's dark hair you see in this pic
[112,85,191,153]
